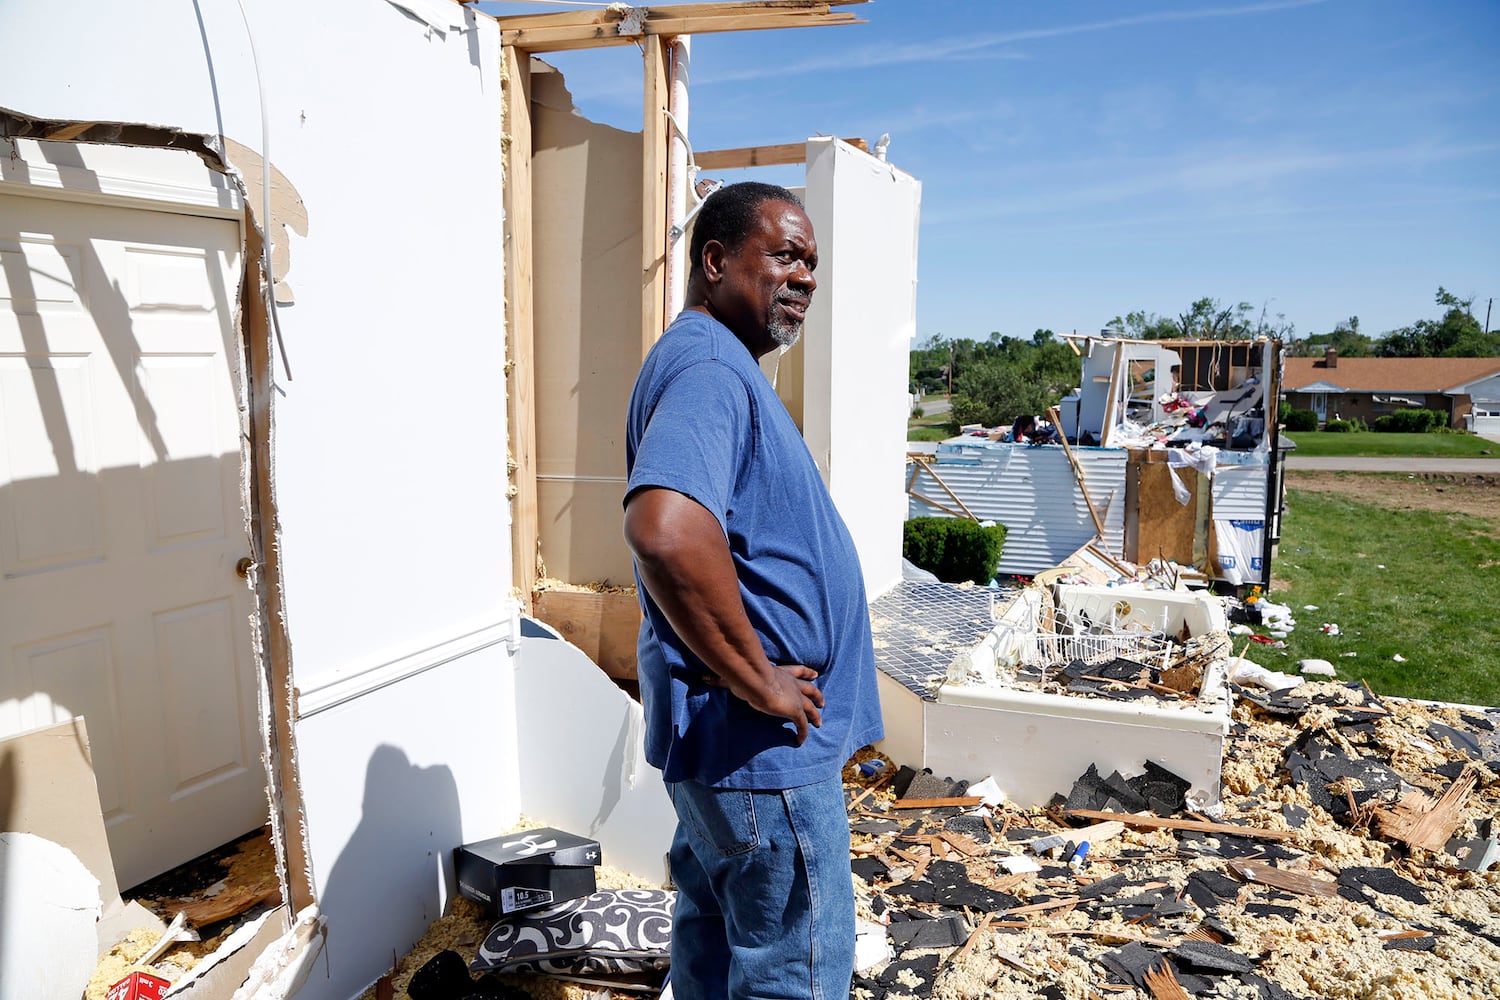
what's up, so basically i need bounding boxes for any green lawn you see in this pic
[1259,486,1500,705]
[908,408,957,442]
[1282,430,1499,458]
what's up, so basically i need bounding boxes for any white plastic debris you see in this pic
[854,918,893,974]
[966,775,1006,808]
[1303,605,1319,611]
[998,854,1043,875]
[1341,651,1358,657]
[1393,653,1408,662]
[1320,623,1341,636]
[1228,656,1301,691]
[1230,624,1254,636]
[1298,659,1337,677]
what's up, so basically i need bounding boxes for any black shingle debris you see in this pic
[1170,939,1256,974]
[1065,763,1150,814]
[841,678,1500,1000]
[1184,870,1243,912]
[886,914,968,951]
[1337,866,1429,905]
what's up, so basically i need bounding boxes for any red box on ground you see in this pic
[106,971,172,1000]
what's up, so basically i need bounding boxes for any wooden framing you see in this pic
[503,45,540,610]
[499,1,869,622]
[1046,405,1105,537]
[497,1,867,53]
[696,137,866,170]
[642,36,670,358]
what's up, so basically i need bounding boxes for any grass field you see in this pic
[1282,430,1499,458]
[908,411,957,442]
[1257,472,1500,705]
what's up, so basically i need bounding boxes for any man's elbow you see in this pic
[622,491,671,566]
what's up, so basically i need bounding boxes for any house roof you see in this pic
[1283,356,1500,393]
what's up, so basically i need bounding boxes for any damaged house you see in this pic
[0,1,918,997]
[6,4,1499,1000]
[908,334,1288,590]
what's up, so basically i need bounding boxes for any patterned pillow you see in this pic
[470,889,675,976]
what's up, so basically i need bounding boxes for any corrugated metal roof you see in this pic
[909,443,1127,576]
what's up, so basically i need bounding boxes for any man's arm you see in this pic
[623,486,824,745]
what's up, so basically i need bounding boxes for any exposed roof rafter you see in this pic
[497,0,868,52]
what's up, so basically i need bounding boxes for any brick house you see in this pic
[1282,348,1500,429]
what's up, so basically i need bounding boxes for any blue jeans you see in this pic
[665,773,854,1000]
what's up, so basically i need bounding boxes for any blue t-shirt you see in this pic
[625,310,884,789]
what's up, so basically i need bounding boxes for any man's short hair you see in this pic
[689,181,803,276]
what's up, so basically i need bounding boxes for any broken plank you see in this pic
[892,796,984,810]
[1373,765,1479,852]
[1143,962,1192,1000]
[1066,809,1294,842]
[1227,860,1340,899]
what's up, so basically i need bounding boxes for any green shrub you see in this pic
[912,405,925,419]
[1323,418,1356,433]
[1279,400,1293,423]
[902,516,1007,586]
[1373,408,1446,433]
[1284,409,1318,432]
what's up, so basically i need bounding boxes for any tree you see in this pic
[950,357,1063,427]
[1377,287,1500,357]
[1108,309,1178,340]
[1293,316,1373,358]
[1111,297,1294,341]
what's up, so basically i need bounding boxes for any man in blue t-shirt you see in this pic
[623,182,883,1000]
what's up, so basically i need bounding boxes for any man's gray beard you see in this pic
[769,319,802,349]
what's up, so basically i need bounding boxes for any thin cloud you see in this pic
[697,0,1334,85]
[922,140,1500,226]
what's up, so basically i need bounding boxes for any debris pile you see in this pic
[842,680,1500,999]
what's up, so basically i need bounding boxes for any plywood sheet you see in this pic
[1137,461,1200,567]
[533,590,642,681]
[530,60,642,585]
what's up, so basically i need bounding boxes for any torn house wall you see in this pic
[801,138,921,599]
[916,338,1283,585]
[1,3,521,998]
[530,59,643,587]
[513,619,676,882]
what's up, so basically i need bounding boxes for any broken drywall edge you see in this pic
[384,0,470,34]
[161,904,301,998]
[226,905,324,1000]
[0,717,169,953]
[0,833,101,1000]
[514,617,676,883]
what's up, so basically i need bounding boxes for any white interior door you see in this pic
[0,190,265,889]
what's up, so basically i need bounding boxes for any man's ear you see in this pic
[700,239,727,284]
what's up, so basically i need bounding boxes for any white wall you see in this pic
[0,4,522,998]
[802,138,921,600]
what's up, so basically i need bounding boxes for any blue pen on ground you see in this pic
[1069,841,1091,870]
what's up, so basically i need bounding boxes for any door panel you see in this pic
[0,190,264,888]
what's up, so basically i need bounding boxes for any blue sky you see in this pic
[478,0,1499,345]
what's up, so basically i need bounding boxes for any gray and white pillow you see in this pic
[471,889,675,976]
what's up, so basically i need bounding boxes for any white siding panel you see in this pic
[1211,466,1269,520]
[909,443,1127,575]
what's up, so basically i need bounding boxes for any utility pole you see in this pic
[1485,297,1492,335]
